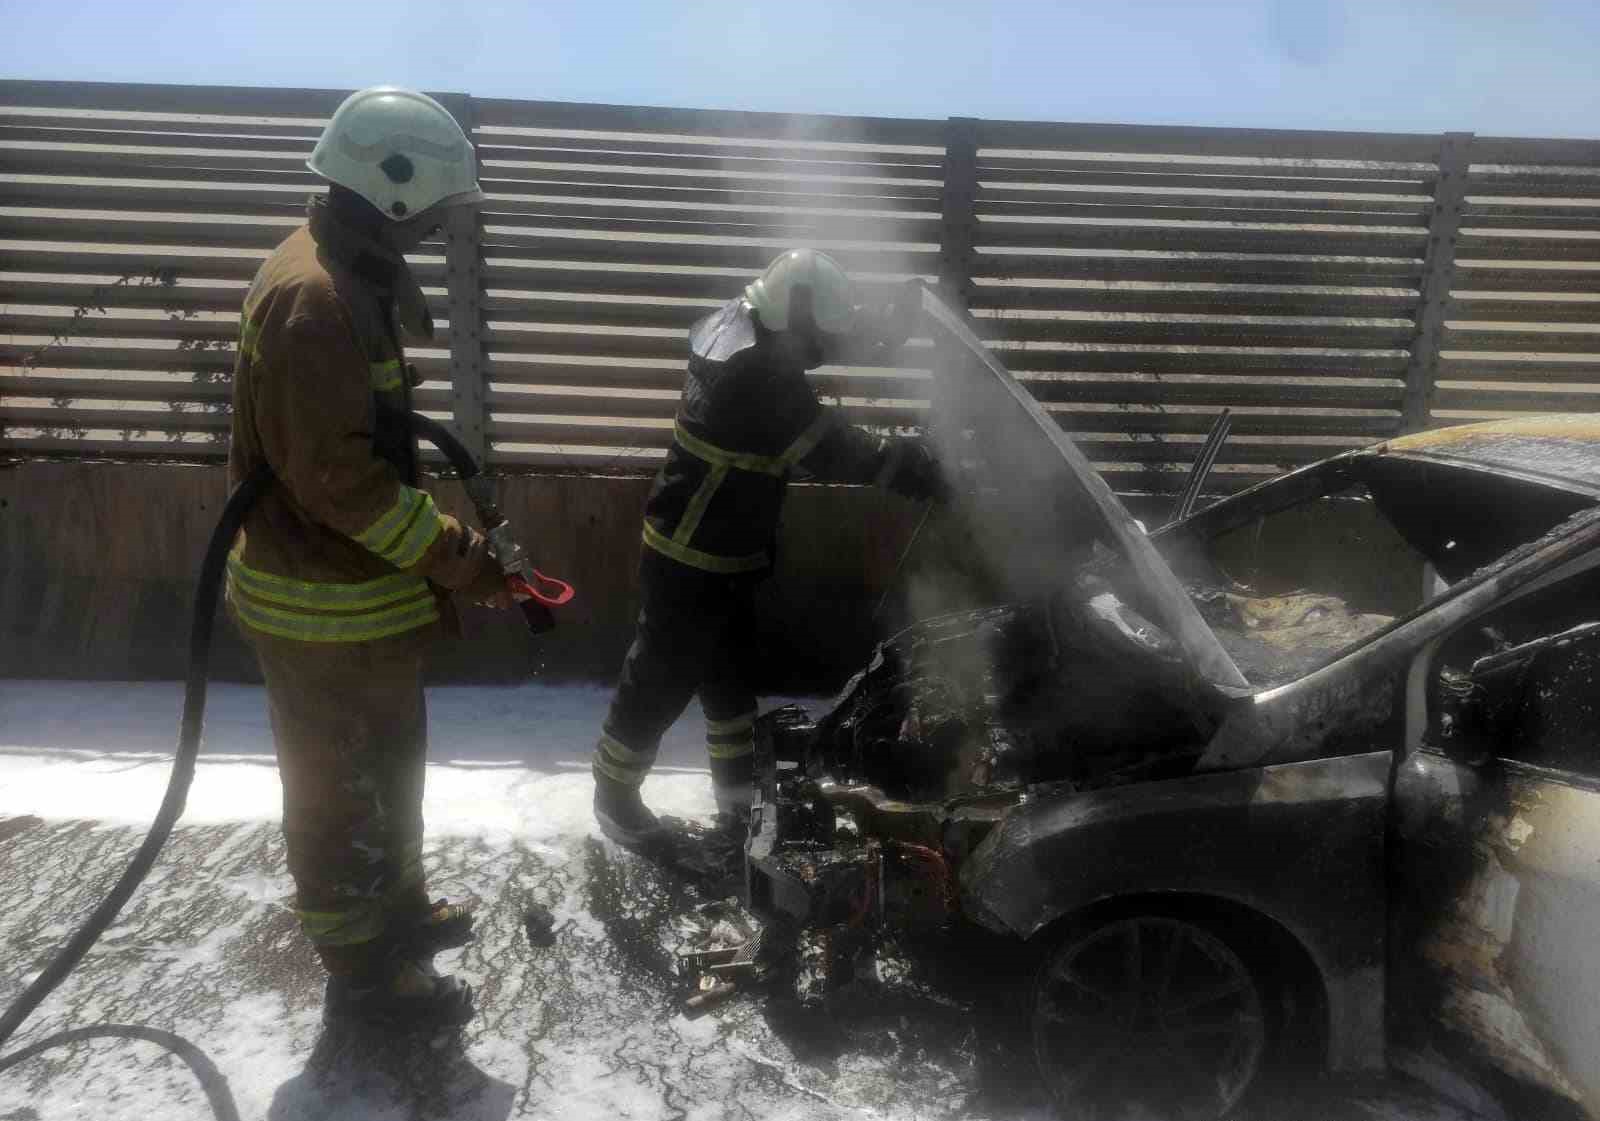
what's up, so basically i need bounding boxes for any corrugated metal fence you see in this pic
[3,80,1598,494]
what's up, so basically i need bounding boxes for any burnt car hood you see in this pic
[920,289,1248,693]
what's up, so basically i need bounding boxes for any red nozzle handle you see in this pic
[507,570,575,608]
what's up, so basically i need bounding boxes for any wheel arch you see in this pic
[1026,890,1334,1071]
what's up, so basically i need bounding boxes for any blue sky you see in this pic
[8,0,1600,138]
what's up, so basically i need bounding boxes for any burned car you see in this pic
[744,293,1600,1120]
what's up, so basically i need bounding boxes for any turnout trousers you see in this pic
[246,628,434,971]
[594,549,761,808]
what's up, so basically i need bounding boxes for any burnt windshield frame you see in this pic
[1158,452,1596,581]
[1156,454,1600,689]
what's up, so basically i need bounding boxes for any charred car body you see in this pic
[744,291,1600,1120]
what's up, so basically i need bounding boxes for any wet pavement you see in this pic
[0,680,1487,1120]
[0,815,1482,1121]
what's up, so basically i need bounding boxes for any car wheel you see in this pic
[1032,913,1267,1121]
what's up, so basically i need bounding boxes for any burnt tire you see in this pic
[1031,913,1267,1121]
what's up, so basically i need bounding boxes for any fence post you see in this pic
[938,117,979,309]
[928,116,980,434]
[436,92,489,467]
[1402,131,1473,433]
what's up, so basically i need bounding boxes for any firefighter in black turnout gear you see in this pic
[593,249,943,845]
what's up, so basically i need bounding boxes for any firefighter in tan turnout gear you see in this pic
[593,250,944,845]
[227,86,507,1029]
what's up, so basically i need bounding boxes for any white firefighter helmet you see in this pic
[307,86,485,221]
[744,249,858,335]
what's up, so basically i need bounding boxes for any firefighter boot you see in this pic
[593,773,666,848]
[710,749,756,822]
[321,940,475,1031]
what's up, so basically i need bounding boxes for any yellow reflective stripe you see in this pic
[674,462,729,545]
[593,756,648,787]
[673,423,786,476]
[356,486,428,552]
[672,415,835,476]
[706,708,755,760]
[229,588,439,644]
[239,319,263,362]
[780,412,836,467]
[297,903,385,946]
[641,522,769,574]
[705,712,756,736]
[370,359,403,392]
[706,738,754,760]
[227,554,428,612]
[383,494,445,569]
[599,731,656,766]
[354,487,444,569]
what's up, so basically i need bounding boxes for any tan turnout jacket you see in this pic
[226,198,471,643]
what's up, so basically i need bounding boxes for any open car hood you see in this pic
[920,289,1248,691]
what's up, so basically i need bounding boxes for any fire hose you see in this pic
[0,413,570,1105]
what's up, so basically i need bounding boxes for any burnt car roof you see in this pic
[1377,416,1600,497]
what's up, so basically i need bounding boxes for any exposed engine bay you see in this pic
[743,588,1195,939]
[743,289,1403,947]
[743,567,1392,932]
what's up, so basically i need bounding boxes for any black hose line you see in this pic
[403,410,515,532]
[0,414,495,1071]
[403,410,480,482]
[404,409,557,635]
[0,1025,243,1121]
[0,462,273,1050]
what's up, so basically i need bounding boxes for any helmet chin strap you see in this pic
[384,207,444,254]
[327,183,388,238]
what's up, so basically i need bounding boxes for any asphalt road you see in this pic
[0,813,1481,1121]
[0,680,1485,1121]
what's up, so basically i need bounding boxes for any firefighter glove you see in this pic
[878,277,924,351]
[879,439,948,504]
[429,517,491,590]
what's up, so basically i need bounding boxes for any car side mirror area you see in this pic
[1432,667,1498,766]
[1431,640,1548,766]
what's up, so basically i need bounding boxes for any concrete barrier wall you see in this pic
[2,461,1421,690]
[0,461,928,690]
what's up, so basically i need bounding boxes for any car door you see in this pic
[1391,570,1600,1120]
